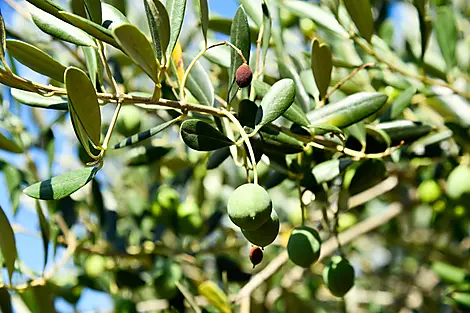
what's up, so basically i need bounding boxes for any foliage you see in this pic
[0,0,469,312]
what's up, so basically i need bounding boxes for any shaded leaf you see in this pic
[375,120,433,146]
[0,205,17,282]
[256,79,296,129]
[207,17,258,43]
[199,0,209,46]
[0,131,23,154]
[282,0,347,37]
[24,167,98,200]
[113,23,159,83]
[435,6,457,70]
[207,147,231,170]
[383,87,417,120]
[6,39,66,83]
[228,6,251,101]
[0,10,6,59]
[312,158,352,184]
[261,1,271,69]
[343,0,374,42]
[166,0,186,61]
[278,61,310,112]
[348,159,386,195]
[31,7,95,47]
[35,201,50,270]
[59,11,119,48]
[114,116,180,149]
[345,122,366,147]
[180,119,234,151]
[11,88,68,110]
[184,55,214,106]
[70,104,99,158]
[84,0,102,24]
[82,46,99,88]
[126,146,171,166]
[247,126,305,154]
[0,288,12,313]
[65,67,102,146]
[413,0,432,59]
[198,281,232,313]
[311,38,332,99]
[307,92,388,129]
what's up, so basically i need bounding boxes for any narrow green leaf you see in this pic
[153,0,170,60]
[311,38,332,99]
[35,201,50,270]
[312,158,352,184]
[23,167,98,200]
[247,126,305,154]
[102,3,130,30]
[278,61,311,112]
[228,6,251,101]
[113,24,159,83]
[0,10,6,59]
[114,116,180,149]
[25,0,66,21]
[0,205,17,282]
[345,122,366,146]
[375,120,433,146]
[282,0,347,37]
[413,0,432,59]
[82,46,99,88]
[31,286,58,313]
[0,287,12,313]
[180,119,234,151]
[256,79,296,129]
[261,1,271,69]
[199,0,209,46]
[343,0,374,42]
[143,0,167,61]
[166,0,186,61]
[238,0,262,26]
[431,261,468,284]
[383,87,417,120]
[198,281,232,313]
[71,0,87,18]
[451,292,470,308]
[0,131,23,154]
[207,147,231,170]
[300,69,320,100]
[31,7,95,47]
[59,11,119,48]
[84,0,102,24]
[11,89,68,110]
[207,18,258,43]
[6,39,66,83]
[307,92,388,129]
[69,104,99,158]
[310,123,344,137]
[435,6,457,70]
[184,55,214,106]
[65,67,102,146]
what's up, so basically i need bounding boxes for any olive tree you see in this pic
[0,0,469,312]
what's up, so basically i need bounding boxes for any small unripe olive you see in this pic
[85,255,106,278]
[235,64,253,88]
[417,179,441,203]
[249,246,263,268]
[287,226,322,267]
[177,200,204,236]
[116,106,141,137]
[242,209,279,247]
[323,256,355,297]
[227,183,272,230]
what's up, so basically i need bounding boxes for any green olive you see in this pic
[84,254,106,278]
[177,200,204,236]
[227,183,272,230]
[153,259,183,299]
[241,209,279,247]
[287,226,322,267]
[417,179,441,203]
[323,256,355,297]
[116,105,141,137]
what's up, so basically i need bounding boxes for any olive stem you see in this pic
[222,108,258,185]
[298,182,306,225]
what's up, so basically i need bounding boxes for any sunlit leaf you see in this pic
[6,39,66,83]
[311,38,332,99]
[198,281,232,313]
[11,88,68,110]
[166,0,186,61]
[0,10,6,60]
[0,131,23,154]
[0,205,17,282]
[312,158,353,184]
[24,167,98,200]
[435,6,457,70]
[256,79,296,129]
[184,54,214,106]
[180,119,234,151]
[84,0,102,24]
[261,1,271,69]
[199,0,209,46]
[343,0,374,42]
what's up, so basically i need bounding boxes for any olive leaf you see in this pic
[278,61,311,112]
[82,46,99,88]
[228,5,251,102]
[35,201,50,270]
[11,89,68,110]
[312,158,353,184]
[198,281,232,313]
[0,10,6,60]
[31,6,95,47]
[343,0,374,42]
[246,126,305,154]
[207,18,258,43]
[413,0,432,59]
[199,0,209,46]
[207,147,231,170]
[238,0,262,26]
[307,92,388,129]
[102,3,130,30]
[143,0,169,62]
[0,131,23,154]
[25,0,66,21]
[114,116,180,149]
[60,11,119,48]
[113,23,159,83]
[382,87,417,120]
[311,38,332,99]
[256,79,296,129]
[183,54,214,106]
[23,167,99,200]
[261,1,271,69]
[6,39,66,83]
[166,0,186,62]
[435,6,457,70]
[431,261,468,284]
[65,67,102,146]
[375,120,433,146]
[84,0,102,24]
[0,205,17,282]
[282,0,347,37]
[0,287,12,313]
[180,119,234,151]
[345,122,366,147]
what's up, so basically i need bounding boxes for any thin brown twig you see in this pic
[235,203,403,302]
